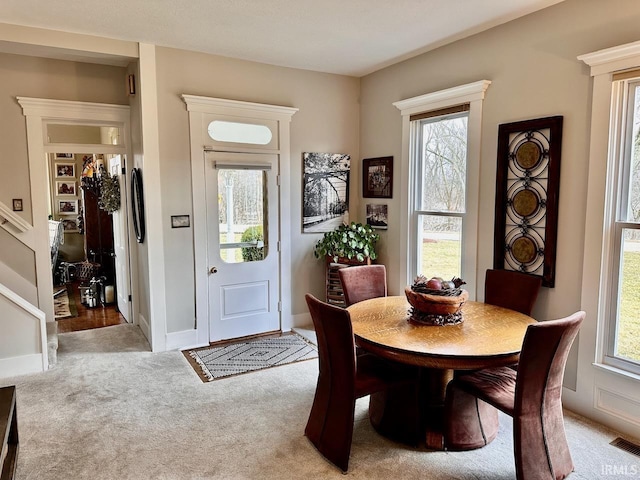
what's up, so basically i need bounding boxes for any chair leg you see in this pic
[444,383,499,451]
[514,407,574,480]
[305,376,356,472]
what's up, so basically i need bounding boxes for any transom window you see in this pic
[207,120,273,145]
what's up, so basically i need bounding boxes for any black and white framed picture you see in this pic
[302,152,350,233]
[366,204,388,230]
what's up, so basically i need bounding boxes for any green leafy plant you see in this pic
[241,225,264,262]
[99,172,121,213]
[313,222,380,263]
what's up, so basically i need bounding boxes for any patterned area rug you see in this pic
[54,287,78,319]
[186,334,317,382]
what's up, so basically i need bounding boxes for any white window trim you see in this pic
[579,40,640,378]
[393,80,491,298]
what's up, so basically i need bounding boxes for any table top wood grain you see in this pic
[347,296,536,369]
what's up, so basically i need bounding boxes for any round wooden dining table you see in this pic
[347,295,536,450]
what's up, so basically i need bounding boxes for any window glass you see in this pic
[412,112,468,280]
[208,121,273,145]
[218,168,267,263]
[610,81,640,369]
[418,215,462,279]
[420,116,468,213]
[47,124,121,145]
[616,229,640,363]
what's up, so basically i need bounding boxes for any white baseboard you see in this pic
[138,313,150,342]
[166,329,200,351]
[0,353,45,379]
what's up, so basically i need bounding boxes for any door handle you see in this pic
[209,266,218,275]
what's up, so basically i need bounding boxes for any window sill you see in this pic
[593,362,640,382]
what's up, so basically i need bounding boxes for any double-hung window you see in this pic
[413,107,469,280]
[394,81,490,295]
[606,75,640,373]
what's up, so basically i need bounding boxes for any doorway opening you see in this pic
[48,150,130,333]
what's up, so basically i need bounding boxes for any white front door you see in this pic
[205,151,280,341]
[108,155,131,322]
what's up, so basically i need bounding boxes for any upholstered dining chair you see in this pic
[444,311,585,480]
[338,264,387,307]
[484,268,543,316]
[304,293,417,472]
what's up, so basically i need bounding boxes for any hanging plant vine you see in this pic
[99,172,121,213]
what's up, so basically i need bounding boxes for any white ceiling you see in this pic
[0,0,565,77]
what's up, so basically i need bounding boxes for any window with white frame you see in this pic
[413,107,469,280]
[606,74,640,373]
[394,80,490,295]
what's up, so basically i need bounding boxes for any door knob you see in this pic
[209,266,218,274]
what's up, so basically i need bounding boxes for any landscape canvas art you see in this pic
[302,152,350,233]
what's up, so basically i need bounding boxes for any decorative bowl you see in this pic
[404,286,469,326]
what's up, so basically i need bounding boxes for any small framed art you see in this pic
[56,181,76,196]
[363,156,393,198]
[55,163,75,178]
[58,200,78,215]
[366,204,388,230]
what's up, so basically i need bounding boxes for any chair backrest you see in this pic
[515,311,585,412]
[305,294,357,390]
[484,269,542,316]
[338,265,387,307]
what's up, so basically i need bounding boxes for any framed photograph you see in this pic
[494,116,563,287]
[58,200,78,215]
[302,152,351,233]
[55,163,76,178]
[363,156,393,198]
[171,215,190,228]
[55,153,73,159]
[56,181,76,196]
[61,218,78,232]
[366,204,388,230]
[12,199,23,212]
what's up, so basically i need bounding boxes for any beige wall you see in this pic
[360,0,640,438]
[0,52,128,285]
[361,0,640,307]
[154,47,360,333]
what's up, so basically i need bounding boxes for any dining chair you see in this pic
[338,264,387,307]
[304,293,417,472]
[444,311,585,480]
[484,268,543,316]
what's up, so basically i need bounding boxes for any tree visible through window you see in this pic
[415,112,468,280]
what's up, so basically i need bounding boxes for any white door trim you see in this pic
[17,97,138,331]
[182,95,297,347]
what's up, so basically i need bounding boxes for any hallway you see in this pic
[55,281,126,333]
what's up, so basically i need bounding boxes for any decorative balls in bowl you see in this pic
[405,275,468,326]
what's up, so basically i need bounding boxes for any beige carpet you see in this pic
[1,324,638,480]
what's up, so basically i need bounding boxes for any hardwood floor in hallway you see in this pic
[56,281,126,333]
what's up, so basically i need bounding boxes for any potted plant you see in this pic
[313,222,380,264]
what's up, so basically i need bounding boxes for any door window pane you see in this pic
[208,121,273,145]
[218,168,268,263]
[418,215,461,279]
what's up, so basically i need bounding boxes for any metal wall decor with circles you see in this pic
[493,116,563,288]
